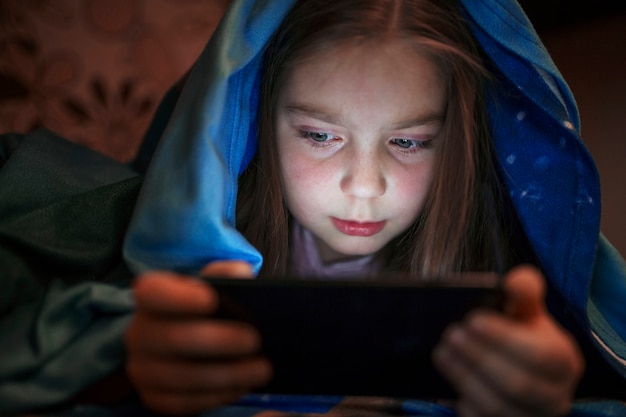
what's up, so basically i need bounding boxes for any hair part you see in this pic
[237,0,515,279]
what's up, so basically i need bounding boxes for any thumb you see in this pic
[502,264,547,321]
[201,260,254,279]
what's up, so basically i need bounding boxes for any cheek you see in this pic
[392,159,435,214]
[279,153,337,211]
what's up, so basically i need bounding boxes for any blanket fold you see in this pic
[0,130,139,414]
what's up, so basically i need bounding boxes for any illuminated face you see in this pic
[276,39,446,263]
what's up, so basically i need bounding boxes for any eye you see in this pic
[392,138,415,149]
[300,131,337,142]
[391,138,431,150]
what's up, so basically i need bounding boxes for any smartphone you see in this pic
[203,273,503,399]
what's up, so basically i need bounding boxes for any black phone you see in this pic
[203,273,503,399]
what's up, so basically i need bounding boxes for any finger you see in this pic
[128,355,272,393]
[434,341,510,416]
[201,261,254,279]
[454,374,571,417]
[126,315,262,357]
[502,265,546,321]
[438,322,569,413]
[434,331,567,417]
[133,271,218,316]
[463,311,582,382]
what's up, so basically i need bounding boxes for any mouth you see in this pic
[331,217,386,237]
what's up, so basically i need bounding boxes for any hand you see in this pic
[433,265,584,417]
[124,261,272,415]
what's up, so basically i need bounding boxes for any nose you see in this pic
[340,151,386,199]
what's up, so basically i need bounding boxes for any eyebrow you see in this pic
[284,104,343,125]
[283,103,445,130]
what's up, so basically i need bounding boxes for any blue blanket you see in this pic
[34,396,626,417]
[1,0,625,415]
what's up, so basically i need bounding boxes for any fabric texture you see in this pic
[0,130,140,413]
[1,0,625,415]
[20,396,626,417]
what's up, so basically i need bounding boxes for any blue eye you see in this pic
[300,131,336,142]
[393,138,415,148]
[390,138,433,152]
[391,138,433,150]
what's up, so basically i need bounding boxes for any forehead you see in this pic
[278,38,447,121]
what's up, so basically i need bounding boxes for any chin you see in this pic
[328,239,387,259]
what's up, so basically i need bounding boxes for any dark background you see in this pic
[521,0,626,31]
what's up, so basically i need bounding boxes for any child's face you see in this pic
[276,39,446,263]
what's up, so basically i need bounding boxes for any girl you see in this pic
[122,0,625,416]
[1,0,624,416]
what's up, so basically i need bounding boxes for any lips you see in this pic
[331,217,386,237]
